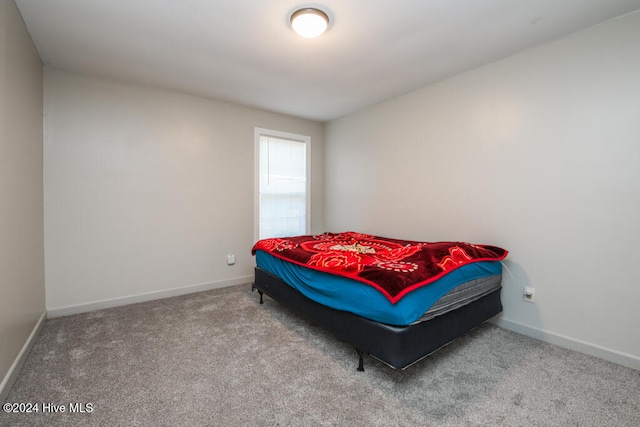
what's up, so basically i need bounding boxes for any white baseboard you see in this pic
[492,317,640,371]
[0,311,47,403]
[47,275,254,318]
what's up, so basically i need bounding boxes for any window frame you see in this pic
[254,127,311,242]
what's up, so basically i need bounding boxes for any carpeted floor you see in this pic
[1,284,639,426]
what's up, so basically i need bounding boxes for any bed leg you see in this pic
[355,349,365,372]
[250,285,263,304]
[251,284,264,304]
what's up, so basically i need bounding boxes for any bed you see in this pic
[251,231,507,371]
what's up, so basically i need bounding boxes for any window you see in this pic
[255,128,310,241]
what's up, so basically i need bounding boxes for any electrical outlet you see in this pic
[523,286,535,303]
[227,254,236,265]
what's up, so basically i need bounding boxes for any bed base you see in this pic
[252,267,502,371]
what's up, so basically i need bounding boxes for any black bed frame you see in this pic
[252,267,502,371]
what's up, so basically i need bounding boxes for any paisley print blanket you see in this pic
[252,232,508,303]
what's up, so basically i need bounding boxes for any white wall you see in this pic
[0,0,45,400]
[325,12,640,369]
[44,68,324,315]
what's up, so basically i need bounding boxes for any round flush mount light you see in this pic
[290,8,329,38]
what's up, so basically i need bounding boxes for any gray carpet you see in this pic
[1,284,639,426]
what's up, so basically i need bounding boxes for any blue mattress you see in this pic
[255,250,502,326]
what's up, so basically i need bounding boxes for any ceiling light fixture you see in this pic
[290,8,329,38]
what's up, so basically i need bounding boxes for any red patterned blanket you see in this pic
[252,231,508,303]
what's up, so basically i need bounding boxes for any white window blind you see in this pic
[255,129,310,240]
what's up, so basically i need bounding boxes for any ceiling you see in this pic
[15,0,640,122]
